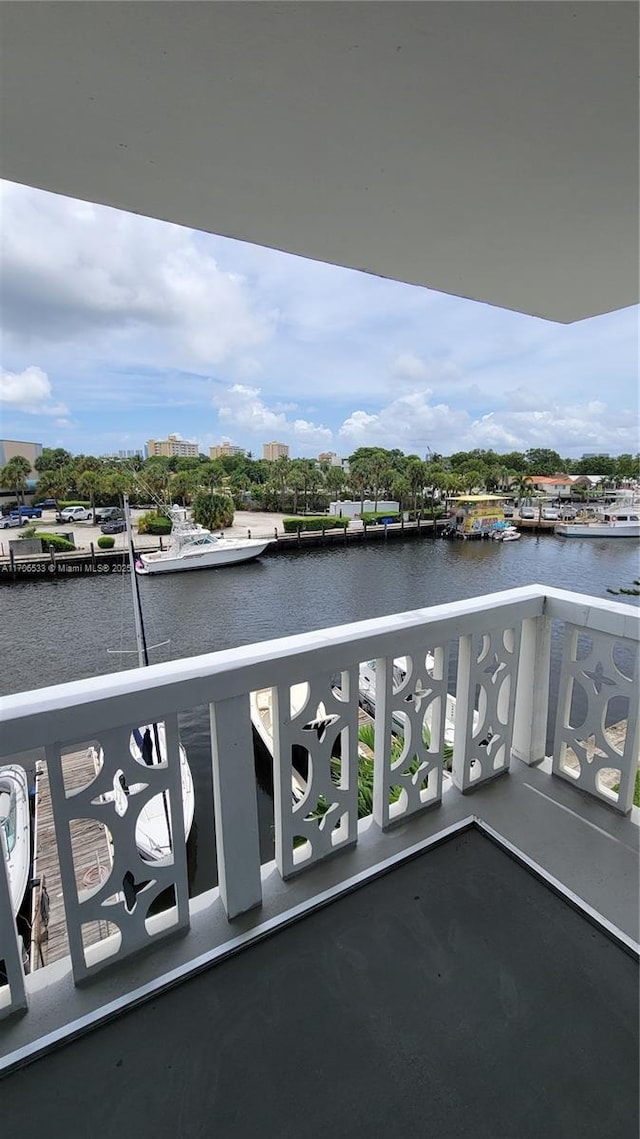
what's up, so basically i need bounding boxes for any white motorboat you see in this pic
[91,723,195,863]
[556,505,640,539]
[136,507,271,574]
[358,656,468,746]
[501,526,521,542]
[95,497,196,862]
[492,524,521,541]
[0,764,30,915]
[250,684,316,803]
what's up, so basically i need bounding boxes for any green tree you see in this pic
[192,490,234,530]
[271,456,291,511]
[77,470,103,521]
[34,447,72,472]
[525,448,564,475]
[325,465,346,501]
[170,471,198,506]
[1,456,33,504]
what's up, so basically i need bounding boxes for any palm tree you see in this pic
[77,469,103,522]
[1,456,33,505]
[272,456,291,511]
[514,474,534,502]
[287,464,305,514]
[406,458,427,513]
[325,465,346,502]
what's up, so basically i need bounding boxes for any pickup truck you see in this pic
[56,506,91,523]
[9,505,42,520]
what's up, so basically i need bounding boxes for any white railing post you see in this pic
[0,828,27,1020]
[511,615,551,766]
[210,694,262,918]
[551,623,639,814]
[452,621,522,791]
[452,634,473,791]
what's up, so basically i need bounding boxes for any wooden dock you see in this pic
[31,748,115,971]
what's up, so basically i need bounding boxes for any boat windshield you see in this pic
[188,534,219,547]
[0,788,17,854]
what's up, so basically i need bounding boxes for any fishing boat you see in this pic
[95,497,195,861]
[136,506,272,574]
[0,764,30,915]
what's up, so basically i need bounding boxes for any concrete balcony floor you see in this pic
[3,820,638,1139]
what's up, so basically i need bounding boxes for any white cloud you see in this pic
[469,402,638,455]
[216,384,332,452]
[0,365,68,415]
[0,181,271,366]
[339,391,469,450]
[392,353,429,382]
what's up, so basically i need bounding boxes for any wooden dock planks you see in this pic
[31,747,115,970]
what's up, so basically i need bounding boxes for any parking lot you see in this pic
[0,508,289,557]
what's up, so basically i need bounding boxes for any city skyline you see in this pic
[0,179,638,461]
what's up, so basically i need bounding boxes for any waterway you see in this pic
[2,533,638,894]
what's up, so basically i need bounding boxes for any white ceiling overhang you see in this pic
[1,1,637,323]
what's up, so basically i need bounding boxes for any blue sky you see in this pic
[1,179,637,460]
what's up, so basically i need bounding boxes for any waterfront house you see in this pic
[527,475,575,499]
[0,5,638,1136]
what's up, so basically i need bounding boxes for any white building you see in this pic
[329,499,399,518]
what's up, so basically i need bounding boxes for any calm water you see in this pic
[2,533,638,893]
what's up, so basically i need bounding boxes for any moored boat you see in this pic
[95,496,196,861]
[556,505,640,539]
[0,764,30,915]
[358,656,469,745]
[136,507,272,574]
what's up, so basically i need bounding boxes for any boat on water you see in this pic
[90,724,195,863]
[250,684,321,804]
[136,506,272,574]
[492,524,521,542]
[96,497,196,861]
[0,764,30,915]
[555,503,640,539]
[358,656,464,745]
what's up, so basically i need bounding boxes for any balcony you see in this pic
[1,584,638,1135]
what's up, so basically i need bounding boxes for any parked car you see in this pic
[56,506,91,523]
[503,505,515,518]
[9,505,42,519]
[100,518,127,534]
[541,507,559,521]
[560,507,578,520]
[0,514,22,529]
[35,499,58,510]
[520,506,536,520]
[94,506,124,524]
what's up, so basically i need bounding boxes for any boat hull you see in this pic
[0,764,30,916]
[555,523,640,538]
[137,540,270,574]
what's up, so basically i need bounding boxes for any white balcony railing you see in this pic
[0,585,638,1049]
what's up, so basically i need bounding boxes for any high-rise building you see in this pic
[263,441,289,461]
[146,434,199,458]
[101,449,143,460]
[209,442,248,460]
